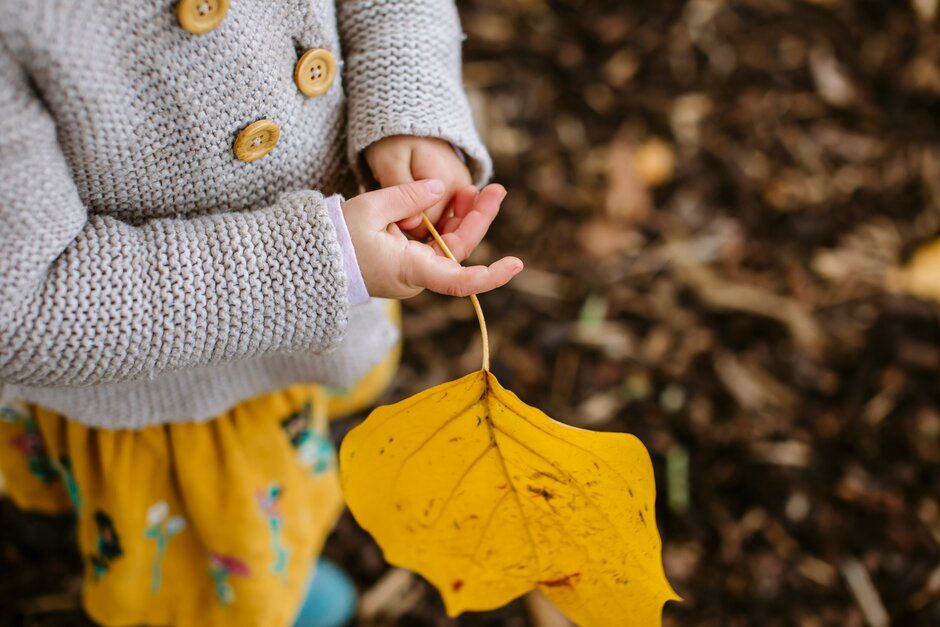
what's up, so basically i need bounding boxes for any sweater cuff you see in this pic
[324,194,370,307]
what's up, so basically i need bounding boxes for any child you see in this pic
[0,1,522,625]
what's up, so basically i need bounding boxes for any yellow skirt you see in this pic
[0,305,400,627]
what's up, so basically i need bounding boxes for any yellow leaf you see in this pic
[889,238,940,304]
[339,370,678,626]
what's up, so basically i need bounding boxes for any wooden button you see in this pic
[294,48,337,98]
[233,119,280,163]
[178,0,229,35]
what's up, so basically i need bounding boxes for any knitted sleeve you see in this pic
[0,48,350,388]
[337,0,492,185]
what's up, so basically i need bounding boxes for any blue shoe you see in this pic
[293,559,357,627]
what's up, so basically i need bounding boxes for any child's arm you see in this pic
[0,48,352,388]
[337,0,489,215]
[0,44,519,390]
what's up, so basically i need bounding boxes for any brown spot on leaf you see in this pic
[452,579,464,592]
[527,485,555,501]
[538,572,581,588]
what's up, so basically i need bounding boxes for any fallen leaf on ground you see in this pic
[888,238,940,304]
[634,137,676,188]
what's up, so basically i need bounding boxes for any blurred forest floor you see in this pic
[3,0,939,625]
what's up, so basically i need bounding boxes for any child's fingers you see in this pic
[361,180,445,225]
[399,213,426,232]
[408,169,471,236]
[404,172,474,237]
[401,192,450,235]
[439,184,503,236]
[369,151,427,231]
[405,246,523,297]
[454,184,483,219]
[401,201,439,234]
[434,184,506,261]
[399,216,425,231]
[437,186,480,235]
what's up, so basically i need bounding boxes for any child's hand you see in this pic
[364,136,472,236]
[343,180,522,299]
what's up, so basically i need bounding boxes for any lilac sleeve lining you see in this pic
[323,194,370,307]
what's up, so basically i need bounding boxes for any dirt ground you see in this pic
[2,1,939,625]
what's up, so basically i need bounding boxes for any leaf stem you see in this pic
[421,213,490,372]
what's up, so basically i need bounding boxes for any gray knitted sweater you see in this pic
[0,0,490,428]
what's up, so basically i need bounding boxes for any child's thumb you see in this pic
[371,179,445,224]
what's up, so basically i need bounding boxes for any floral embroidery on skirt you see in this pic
[0,385,345,627]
